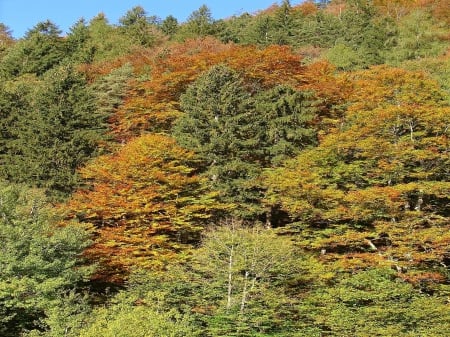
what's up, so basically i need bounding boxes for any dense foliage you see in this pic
[0,1,449,336]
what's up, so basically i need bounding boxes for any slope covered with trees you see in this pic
[0,1,449,336]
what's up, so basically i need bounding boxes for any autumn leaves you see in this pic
[61,39,450,285]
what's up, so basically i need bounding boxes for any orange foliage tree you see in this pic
[264,65,450,280]
[64,133,229,281]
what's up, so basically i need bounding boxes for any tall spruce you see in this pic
[1,65,107,199]
[254,85,318,166]
[173,65,263,217]
[0,21,64,79]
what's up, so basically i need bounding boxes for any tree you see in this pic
[90,62,133,117]
[0,24,14,57]
[263,66,450,280]
[0,65,108,199]
[160,15,179,36]
[173,65,264,217]
[302,268,450,336]
[0,20,64,79]
[192,220,301,336]
[0,183,91,336]
[118,6,163,47]
[64,19,96,64]
[172,64,320,219]
[271,0,295,45]
[254,85,318,166]
[102,220,304,336]
[65,133,228,281]
[176,5,216,39]
[86,13,131,62]
[385,8,449,64]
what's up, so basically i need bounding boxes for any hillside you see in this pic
[0,1,449,336]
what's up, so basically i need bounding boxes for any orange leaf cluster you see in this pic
[64,133,228,281]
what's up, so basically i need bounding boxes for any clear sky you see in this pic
[0,0,303,39]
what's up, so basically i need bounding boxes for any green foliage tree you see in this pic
[0,20,64,79]
[386,8,449,64]
[93,220,304,337]
[173,65,318,219]
[1,65,107,199]
[0,183,92,336]
[173,65,263,217]
[0,23,14,57]
[271,0,295,45]
[86,13,132,62]
[302,268,450,336]
[254,84,318,166]
[64,19,96,64]
[320,2,393,69]
[160,15,179,36]
[118,6,163,47]
[75,294,199,337]
[191,220,301,336]
[215,13,254,44]
[90,62,133,117]
[175,5,216,40]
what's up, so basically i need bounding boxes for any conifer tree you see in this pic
[173,65,263,217]
[1,65,107,199]
[0,20,64,79]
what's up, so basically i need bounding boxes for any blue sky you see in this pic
[0,0,303,38]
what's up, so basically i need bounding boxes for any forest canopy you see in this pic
[0,1,449,336]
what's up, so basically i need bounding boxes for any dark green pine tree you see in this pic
[176,5,216,40]
[173,66,319,220]
[173,65,263,217]
[0,20,64,79]
[3,65,108,199]
[0,74,37,179]
[64,18,96,64]
[118,6,161,47]
[160,15,179,37]
[271,0,295,45]
[254,85,318,167]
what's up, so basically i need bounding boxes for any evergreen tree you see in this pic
[160,15,179,36]
[254,85,318,166]
[176,5,216,40]
[87,13,131,61]
[64,19,96,64]
[173,66,318,219]
[0,20,64,79]
[0,24,14,57]
[272,0,295,45]
[1,65,108,199]
[118,6,162,47]
[215,13,253,44]
[90,62,133,117]
[173,65,262,217]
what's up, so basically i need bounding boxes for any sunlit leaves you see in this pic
[263,66,450,281]
[65,134,228,281]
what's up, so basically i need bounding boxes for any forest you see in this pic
[0,0,449,336]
